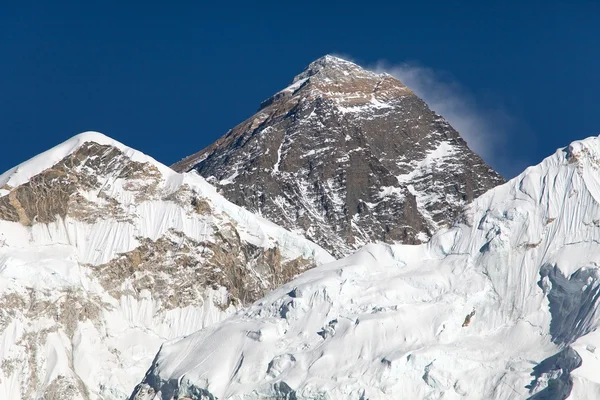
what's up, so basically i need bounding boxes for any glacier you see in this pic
[131,136,600,399]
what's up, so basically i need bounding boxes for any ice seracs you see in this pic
[0,132,333,399]
[132,135,600,400]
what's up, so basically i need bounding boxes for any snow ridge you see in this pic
[0,132,175,196]
[132,135,600,400]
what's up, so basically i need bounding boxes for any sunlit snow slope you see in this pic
[133,136,600,399]
[0,132,333,399]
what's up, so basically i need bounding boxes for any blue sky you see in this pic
[1,1,598,178]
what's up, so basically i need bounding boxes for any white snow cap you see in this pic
[566,135,600,159]
[0,131,175,193]
[309,54,357,68]
[292,54,375,82]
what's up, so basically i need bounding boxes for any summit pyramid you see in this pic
[173,55,505,257]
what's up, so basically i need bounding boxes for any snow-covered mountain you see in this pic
[132,136,600,399]
[172,55,505,257]
[0,132,333,399]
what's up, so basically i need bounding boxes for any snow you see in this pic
[336,96,394,115]
[133,135,600,400]
[217,170,239,185]
[396,140,458,185]
[272,139,284,173]
[0,132,176,196]
[0,132,334,399]
[281,77,308,94]
[378,185,405,199]
[395,140,460,230]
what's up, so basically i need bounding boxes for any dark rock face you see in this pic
[173,55,505,257]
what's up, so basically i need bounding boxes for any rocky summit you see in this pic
[173,55,505,257]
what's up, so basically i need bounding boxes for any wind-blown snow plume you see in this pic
[374,61,515,176]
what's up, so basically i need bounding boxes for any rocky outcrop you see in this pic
[94,228,315,311]
[173,55,505,257]
[0,142,159,225]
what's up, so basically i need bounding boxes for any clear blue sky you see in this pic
[1,1,598,178]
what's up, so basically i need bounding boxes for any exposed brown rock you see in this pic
[462,309,476,327]
[94,228,314,310]
[191,196,212,214]
[0,142,161,225]
[43,376,81,400]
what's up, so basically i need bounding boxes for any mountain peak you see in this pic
[566,135,600,163]
[293,54,377,83]
[0,131,174,196]
[174,55,505,258]
[305,54,360,72]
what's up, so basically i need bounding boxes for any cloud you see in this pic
[373,61,517,176]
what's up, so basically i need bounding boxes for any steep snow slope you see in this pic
[133,136,600,399]
[0,132,333,399]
